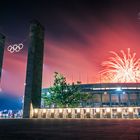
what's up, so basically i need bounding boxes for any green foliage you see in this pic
[43,72,91,108]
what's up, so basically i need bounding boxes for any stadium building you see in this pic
[42,83,140,108]
[31,83,140,119]
[18,20,140,119]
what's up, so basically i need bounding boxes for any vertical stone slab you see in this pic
[118,93,121,106]
[137,93,140,105]
[0,34,5,82]
[109,93,112,107]
[23,20,45,118]
[128,93,131,106]
[100,93,102,107]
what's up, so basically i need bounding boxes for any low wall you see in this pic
[31,107,140,119]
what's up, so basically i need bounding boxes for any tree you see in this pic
[43,72,91,108]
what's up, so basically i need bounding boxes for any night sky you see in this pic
[1,0,140,110]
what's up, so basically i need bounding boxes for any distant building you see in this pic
[42,83,140,107]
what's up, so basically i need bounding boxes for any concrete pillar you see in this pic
[81,109,84,118]
[110,108,112,118]
[100,108,103,118]
[100,93,102,107]
[137,93,140,105]
[23,20,45,118]
[72,109,75,118]
[38,109,42,118]
[128,93,131,106]
[118,93,121,106]
[63,109,67,119]
[109,93,112,107]
[0,34,5,82]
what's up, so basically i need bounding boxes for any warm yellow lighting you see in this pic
[43,109,46,113]
[86,108,90,113]
[68,108,71,113]
[117,108,121,112]
[77,108,80,113]
[59,109,62,113]
[96,108,100,113]
[51,109,54,113]
[128,107,133,112]
[106,108,110,112]
[34,109,38,114]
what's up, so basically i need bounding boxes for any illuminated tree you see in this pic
[43,72,90,108]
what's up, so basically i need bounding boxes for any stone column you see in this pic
[137,93,140,105]
[100,93,102,107]
[128,93,131,106]
[23,20,45,118]
[109,93,112,107]
[118,93,121,106]
[0,33,5,82]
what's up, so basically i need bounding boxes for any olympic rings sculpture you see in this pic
[7,43,24,53]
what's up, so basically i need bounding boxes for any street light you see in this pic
[123,91,125,94]
[116,87,122,91]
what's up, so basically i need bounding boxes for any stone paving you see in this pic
[0,119,140,140]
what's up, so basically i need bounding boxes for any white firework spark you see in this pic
[100,48,140,83]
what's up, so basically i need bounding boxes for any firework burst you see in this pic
[100,48,140,83]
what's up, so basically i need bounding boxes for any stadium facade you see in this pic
[31,83,140,119]
[42,83,140,108]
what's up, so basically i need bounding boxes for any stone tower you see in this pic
[0,34,5,82]
[23,20,45,118]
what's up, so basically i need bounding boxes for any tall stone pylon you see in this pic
[23,20,45,118]
[0,34,5,82]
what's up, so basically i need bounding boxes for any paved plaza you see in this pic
[0,119,140,140]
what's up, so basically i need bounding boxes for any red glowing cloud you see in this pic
[2,12,140,97]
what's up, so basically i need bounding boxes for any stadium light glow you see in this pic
[47,92,50,96]
[116,87,122,91]
[123,91,126,94]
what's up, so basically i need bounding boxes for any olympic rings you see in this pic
[7,43,24,53]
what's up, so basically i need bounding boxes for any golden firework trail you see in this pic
[100,48,140,83]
